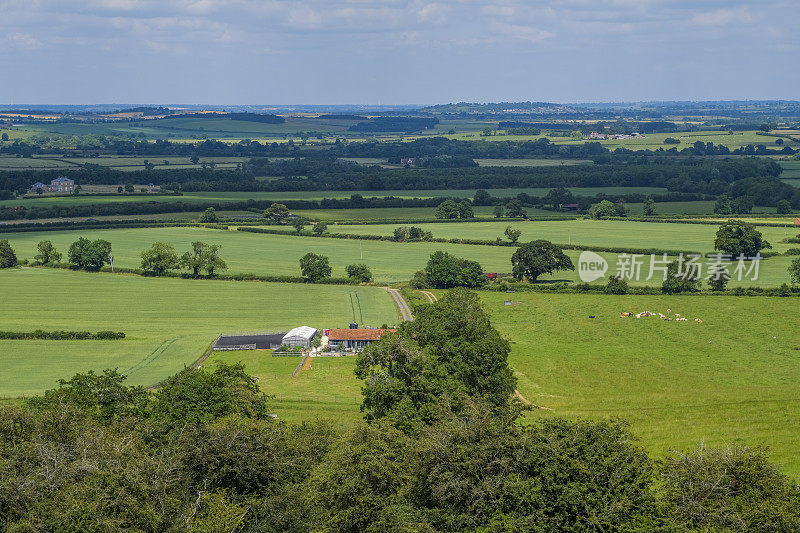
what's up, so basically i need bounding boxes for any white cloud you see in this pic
[691,6,754,27]
[6,32,43,50]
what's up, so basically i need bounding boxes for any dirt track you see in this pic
[385,287,413,321]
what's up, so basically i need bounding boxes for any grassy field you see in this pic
[208,351,363,424]
[0,187,670,209]
[780,160,800,183]
[0,226,519,283]
[290,206,501,220]
[11,116,362,139]
[330,219,798,254]
[0,268,398,397]
[2,224,796,286]
[483,291,800,477]
[446,130,796,150]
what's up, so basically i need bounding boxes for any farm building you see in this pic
[328,328,397,351]
[213,332,286,351]
[282,326,317,348]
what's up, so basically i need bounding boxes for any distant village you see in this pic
[588,132,644,140]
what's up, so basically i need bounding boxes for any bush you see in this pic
[300,252,331,282]
[424,251,486,288]
[0,239,17,268]
[604,275,628,294]
[345,263,373,283]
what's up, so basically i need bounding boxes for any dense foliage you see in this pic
[423,251,487,288]
[714,220,772,257]
[511,240,575,282]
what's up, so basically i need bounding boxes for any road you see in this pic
[385,287,413,322]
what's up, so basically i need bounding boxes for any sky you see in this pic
[1,0,798,105]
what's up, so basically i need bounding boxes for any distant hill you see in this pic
[421,101,568,114]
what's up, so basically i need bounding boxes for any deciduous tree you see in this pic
[34,240,62,265]
[300,252,331,282]
[511,240,574,282]
[140,242,179,276]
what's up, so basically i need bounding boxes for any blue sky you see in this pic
[1,0,798,105]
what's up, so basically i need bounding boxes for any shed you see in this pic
[282,326,317,348]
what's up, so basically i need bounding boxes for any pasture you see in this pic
[484,291,800,477]
[0,268,398,397]
[330,219,797,254]
[208,350,363,424]
[1,224,795,286]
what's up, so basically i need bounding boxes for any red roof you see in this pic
[327,328,397,341]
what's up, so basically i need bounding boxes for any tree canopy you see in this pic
[424,251,487,289]
[511,240,575,282]
[714,220,772,257]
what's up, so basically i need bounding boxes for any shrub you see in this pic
[604,275,628,295]
[0,239,17,268]
[346,263,373,283]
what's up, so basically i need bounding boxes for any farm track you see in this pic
[385,287,413,322]
[417,290,438,303]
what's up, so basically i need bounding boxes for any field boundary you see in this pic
[292,354,310,377]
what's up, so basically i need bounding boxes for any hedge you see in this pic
[482,280,800,297]
[236,226,703,256]
[0,330,126,340]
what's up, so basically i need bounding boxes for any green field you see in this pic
[446,130,796,150]
[2,260,800,476]
[0,268,398,397]
[209,350,363,423]
[0,226,518,283]
[330,219,798,254]
[10,116,362,140]
[0,187,669,209]
[2,224,796,286]
[485,291,800,477]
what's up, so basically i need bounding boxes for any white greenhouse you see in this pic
[281,326,317,348]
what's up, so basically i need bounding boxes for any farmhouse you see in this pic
[30,177,75,193]
[328,327,397,351]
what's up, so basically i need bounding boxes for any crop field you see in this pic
[0,155,248,172]
[291,206,500,220]
[2,224,796,286]
[446,130,795,150]
[780,160,800,184]
[0,186,669,209]
[484,291,800,477]
[0,268,398,397]
[330,219,797,254]
[0,226,519,283]
[15,116,363,139]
